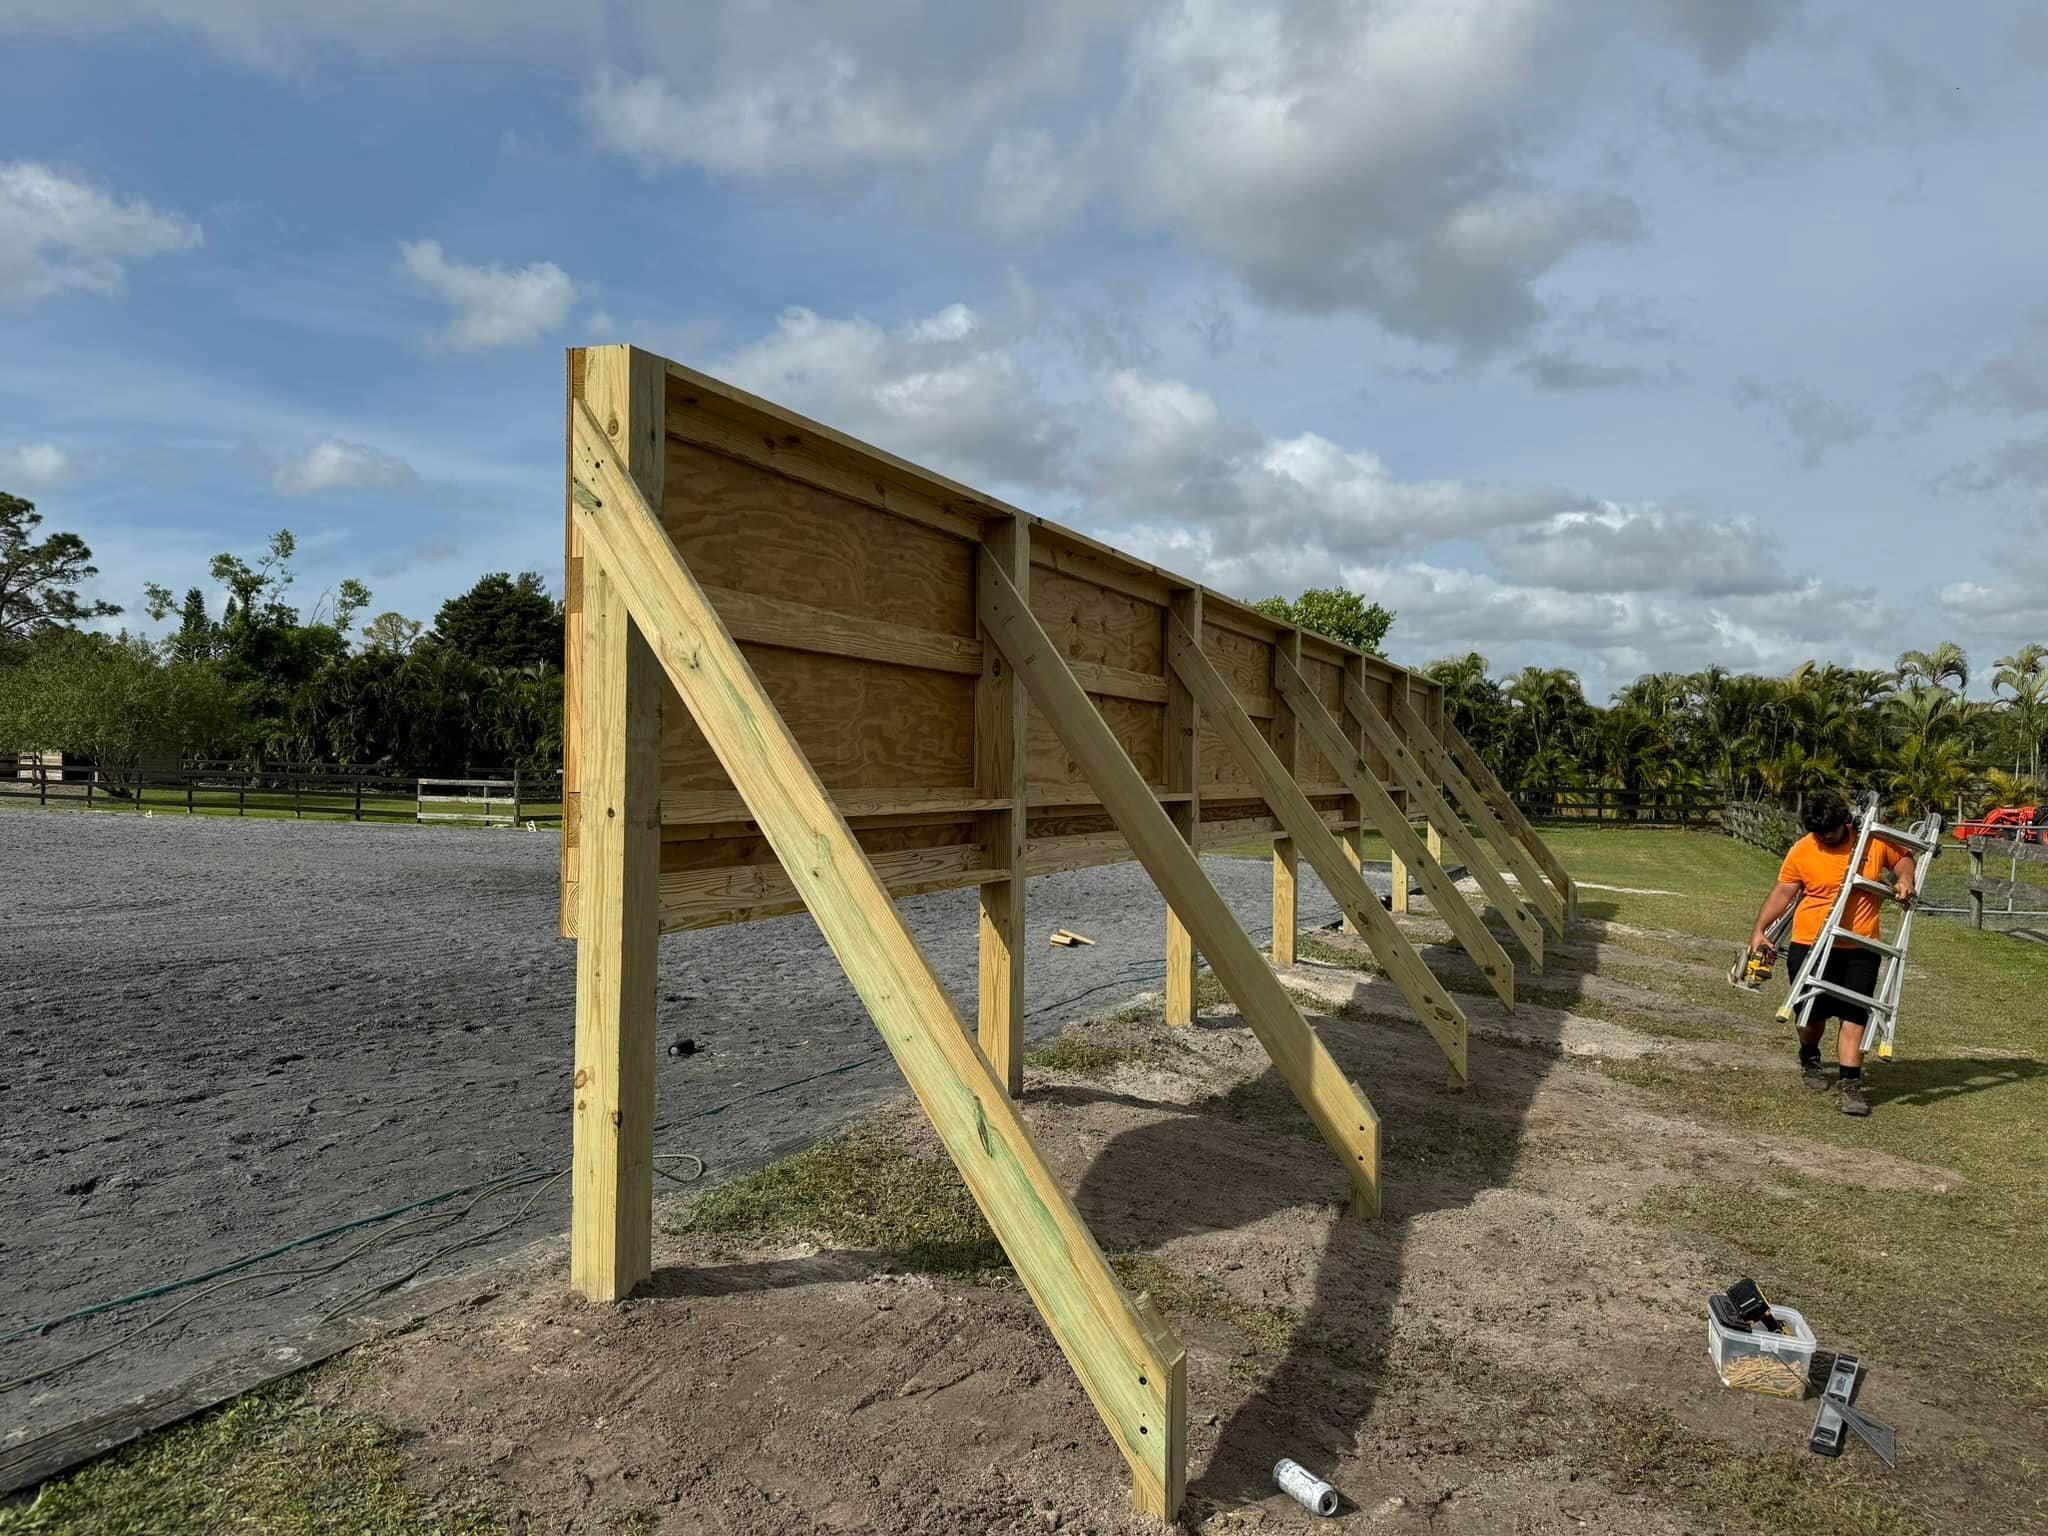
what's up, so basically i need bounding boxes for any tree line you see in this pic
[5,496,2042,815]
[0,494,563,777]
[1427,644,2047,820]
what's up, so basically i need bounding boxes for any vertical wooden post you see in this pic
[1270,627,1301,966]
[1165,587,1203,1025]
[976,514,1029,1095]
[1970,844,1984,930]
[1340,655,1367,935]
[571,346,665,1302]
[1426,820,1443,862]
[562,349,588,938]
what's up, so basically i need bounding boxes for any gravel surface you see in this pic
[0,811,1373,1453]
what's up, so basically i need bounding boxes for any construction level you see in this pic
[561,343,1574,1522]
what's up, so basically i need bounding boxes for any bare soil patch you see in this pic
[324,922,2020,1535]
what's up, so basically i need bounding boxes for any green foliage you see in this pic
[0,628,243,767]
[1251,586,1394,654]
[0,492,121,639]
[360,611,424,656]
[432,572,562,671]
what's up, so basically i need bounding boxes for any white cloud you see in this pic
[4,441,73,488]
[398,239,578,350]
[979,129,1095,239]
[0,161,202,301]
[1485,507,1792,597]
[272,439,419,496]
[714,300,1075,490]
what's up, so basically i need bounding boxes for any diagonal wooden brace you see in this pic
[1163,617,1468,1084]
[1271,654,1515,1009]
[1443,721,1577,922]
[570,403,1186,1520]
[976,553,1387,1212]
[1340,679,1544,972]
[1392,695,1566,937]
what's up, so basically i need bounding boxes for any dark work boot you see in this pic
[1839,1078,1871,1117]
[1801,1058,1831,1091]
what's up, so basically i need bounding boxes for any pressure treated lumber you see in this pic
[1343,680,1545,970]
[570,347,665,1304]
[1274,654,1513,1010]
[978,553,1384,1214]
[570,403,1185,1518]
[1164,587,1201,1027]
[1271,630,1302,968]
[1444,721,1578,922]
[977,514,1029,1096]
[1165,618,1468,1084]
[1392,695,1566,937]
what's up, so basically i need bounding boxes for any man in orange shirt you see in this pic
[1747,789,1918,1117]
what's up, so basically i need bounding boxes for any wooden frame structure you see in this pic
[561,344,1572,1520]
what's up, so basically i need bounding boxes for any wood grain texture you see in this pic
[1166,618,1467,1084]
[1271,629,1301,971]
[570,346,665,1304]
[562,348,588,938]
[1345,681,1544,969]
[571,404,1184,1518]
[978,516,1029,1097]
[1275,653,1513,1017]
[981,555,1383,1219]
[1392,693,1565,937]
[1165,587,1201,1027]
[701,584,982,675]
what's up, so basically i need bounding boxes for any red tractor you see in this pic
[1953,805,2045,844]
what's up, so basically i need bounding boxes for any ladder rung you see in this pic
[1849,875,1893,896]
[1838,934,1902,960]
[1870,825,1940,856]
[1797,978,1888,1013]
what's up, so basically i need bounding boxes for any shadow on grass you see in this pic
[1861,1055,2046,1109]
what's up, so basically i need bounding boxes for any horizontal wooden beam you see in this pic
[661,844,1000,924]
[1166,617,1468,1084]
[662,787,1007,825]
[1063,657,1171,705]
[572,401,1185,1517]
[703,583,983,675]
[980,551,1383,1216]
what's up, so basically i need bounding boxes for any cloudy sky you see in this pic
[3,1,2044,698]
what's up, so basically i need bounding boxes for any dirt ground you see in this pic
[317,904,2031,1535]
[0,812,1355,1454]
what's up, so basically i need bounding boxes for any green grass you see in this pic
[0,1382,501,1536]
[668,1122,1008,1281]
[1108,1253,1301,1358]
[1540,828,2048,1407]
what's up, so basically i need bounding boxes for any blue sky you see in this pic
[3,1,2044,697]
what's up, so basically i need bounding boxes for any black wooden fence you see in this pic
[1509,786,1722,828]
[0,756,564,825]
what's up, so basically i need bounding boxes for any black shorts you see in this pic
[1785,942,1881,1027]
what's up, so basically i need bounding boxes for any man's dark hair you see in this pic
[1803,789,1852,838]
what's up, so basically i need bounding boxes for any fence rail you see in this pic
[1509,786,1722,828]
[0,759,563,826]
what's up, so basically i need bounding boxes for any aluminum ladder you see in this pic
[1783,794,1943,1061]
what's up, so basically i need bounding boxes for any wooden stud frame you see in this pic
[560,345,1576,1522]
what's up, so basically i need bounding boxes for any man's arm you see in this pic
[1751,880,1801,952]
[1887,843,1918,907]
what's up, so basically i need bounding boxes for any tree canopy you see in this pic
[1251,586,1395,655]
[1,492,121,641]
[433,571,563,671]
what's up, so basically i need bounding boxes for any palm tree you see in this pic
[1992,644,2047,693]
[1888,682,1962,749]
[1895,642,1969,696]
[1994,670,2048,783]
[1887,735,1971,819]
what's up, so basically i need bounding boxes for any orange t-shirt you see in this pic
[1778,834,1900,945]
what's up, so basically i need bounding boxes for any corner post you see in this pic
[1341,654,1368,932]
[976,515,1029,1094]
[1165,587,1203,1025]
[571,345,664,1303]
[1271,627,1302,967]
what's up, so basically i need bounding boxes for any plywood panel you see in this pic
[1295,654,1347,787]
[1028,564,1165,678]
[662,647,977,792]
[1028,695,1164,788]
[664,438,975,638]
